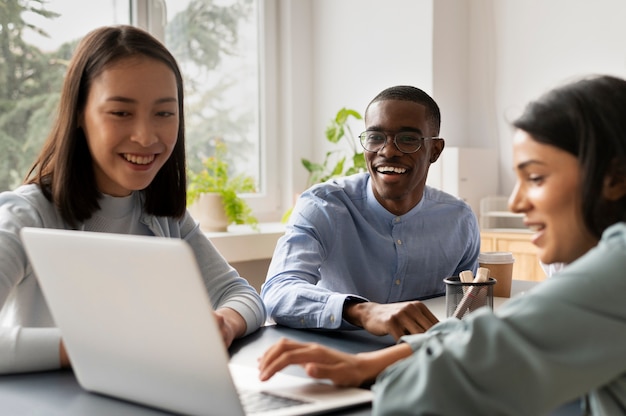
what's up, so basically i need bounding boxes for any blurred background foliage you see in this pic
[0,0,255,192]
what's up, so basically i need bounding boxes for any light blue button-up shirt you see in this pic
[261,173,480,329]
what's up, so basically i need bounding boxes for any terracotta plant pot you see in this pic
[190,193,229,232]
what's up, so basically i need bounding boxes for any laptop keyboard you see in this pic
[239,389,310,413]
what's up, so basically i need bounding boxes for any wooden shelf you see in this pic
[480,231,545,282]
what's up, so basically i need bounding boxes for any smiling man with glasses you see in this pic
[261,85,480,339]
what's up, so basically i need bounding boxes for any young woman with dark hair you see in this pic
[0,25,265,375]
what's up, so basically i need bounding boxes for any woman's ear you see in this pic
[602,159,626,201]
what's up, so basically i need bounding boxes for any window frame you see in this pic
[133,0,281,222]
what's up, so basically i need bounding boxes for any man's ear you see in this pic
[429,139,445,163]
[602,158,626,201]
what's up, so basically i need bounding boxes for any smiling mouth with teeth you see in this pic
[123,154,155,165]
[377,166,407,174]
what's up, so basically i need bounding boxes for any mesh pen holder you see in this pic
[444,276,496,319]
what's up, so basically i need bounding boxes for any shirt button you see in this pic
[395,279,401,285]
[329,315,335,323]
[397,239,402,245]
[394,217,401,223]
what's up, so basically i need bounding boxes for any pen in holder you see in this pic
[444,276,496,319]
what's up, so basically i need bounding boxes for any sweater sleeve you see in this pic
[0,327,62,374]
[0,188,64,374]
[181,213,266,335]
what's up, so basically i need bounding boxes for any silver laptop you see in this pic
[20,227,372,416]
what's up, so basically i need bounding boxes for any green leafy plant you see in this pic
[301,107,367,188]
[187,141,258,227]
[282,107,367,222]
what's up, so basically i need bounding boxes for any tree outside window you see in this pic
[0,0,260,195]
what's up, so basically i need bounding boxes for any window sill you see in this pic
[204,222,286,263]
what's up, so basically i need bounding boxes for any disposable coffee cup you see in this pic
[478,252,515,298]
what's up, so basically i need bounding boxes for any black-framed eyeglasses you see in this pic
[358,131,441,154]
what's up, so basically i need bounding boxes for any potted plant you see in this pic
[282,107,366,222]
[301,107,367,188]
[187,140,258,232]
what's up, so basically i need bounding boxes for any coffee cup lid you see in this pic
[478,251,515,264]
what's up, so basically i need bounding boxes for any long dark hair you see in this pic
[25,25,187,227]
[513,75,626,237]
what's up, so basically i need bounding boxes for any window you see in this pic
[0,0,128,192]
[1,0,279,221]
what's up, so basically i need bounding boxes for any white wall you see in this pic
[432,0,470,147]
[488,0,626,193]
[277,0,626,213]
[278,0,434,208]
[311,0,434,138]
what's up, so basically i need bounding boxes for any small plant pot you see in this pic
[191,192,229,232]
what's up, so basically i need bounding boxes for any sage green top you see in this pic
[373,222,626,415]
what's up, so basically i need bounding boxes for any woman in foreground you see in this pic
[0,25,265,375]
[258,74,626,415]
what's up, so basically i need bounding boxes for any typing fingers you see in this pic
[303,360,362,387]
[260,341,362,387]
[258,339,328,381]
[213,309,241,347]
